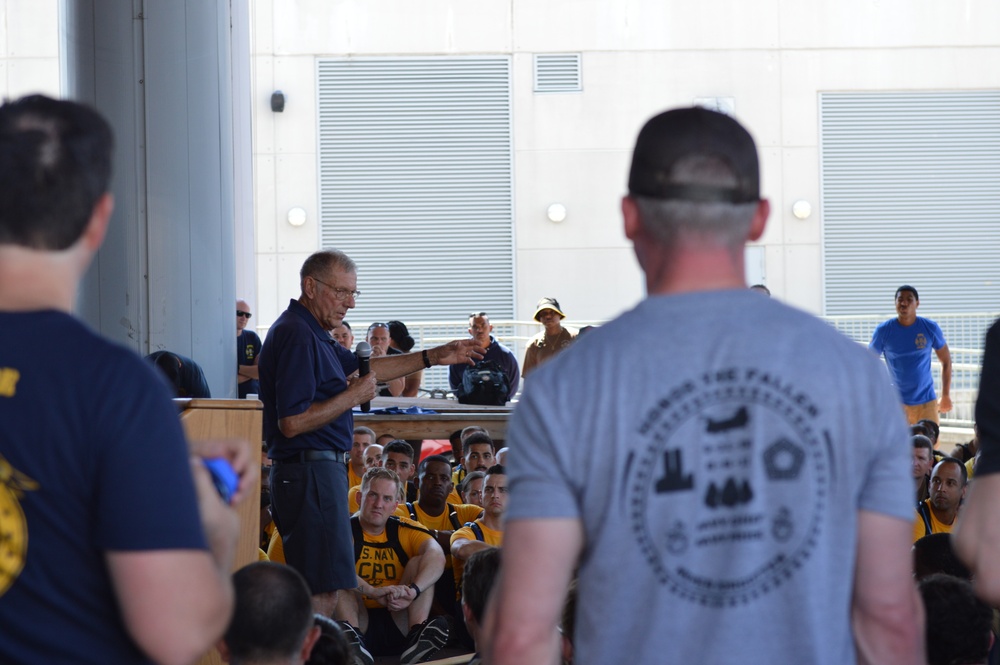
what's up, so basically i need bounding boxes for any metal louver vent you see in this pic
[533,54,582,93]
[820,90,1000,316]
[317,57,514,323]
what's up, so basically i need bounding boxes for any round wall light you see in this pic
[287,207,307,227]
[547,203,567,223]
[792,200,812,220]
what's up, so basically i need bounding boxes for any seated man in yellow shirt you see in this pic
[348,440,417,513]
[914,457,967,542]
[404,455,483,613]
[452,432,496,488]
[337,467,450,665]
[349,426,376,489]
[451,464,507,606]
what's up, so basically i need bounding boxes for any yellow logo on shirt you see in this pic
[0,368,20,397]
[0,455,38,597]
[915,334,928,350]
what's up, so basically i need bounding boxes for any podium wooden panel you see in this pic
[176,398,262,665]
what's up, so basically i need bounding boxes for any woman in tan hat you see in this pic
[522,297,578,377]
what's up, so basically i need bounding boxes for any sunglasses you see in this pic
[237,310,252,319]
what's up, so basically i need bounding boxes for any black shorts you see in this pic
[363,608,409,656]
[270,457,355,594]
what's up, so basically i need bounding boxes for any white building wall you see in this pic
[250,0,1000,328]
[1,0,60,101]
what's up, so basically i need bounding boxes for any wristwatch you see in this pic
[408,582,422,598]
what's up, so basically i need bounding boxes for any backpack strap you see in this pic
[916,501,934,538]
[447,503,461,530]
[391,516,441,567]
[405,502,418,521]
[463,520,486,542]
[385,517,410,567]
[350,515,364,563]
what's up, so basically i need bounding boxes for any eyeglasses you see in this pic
[237,310,252,319]
[311,277,361,301]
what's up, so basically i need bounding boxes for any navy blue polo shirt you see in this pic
[259,299,359,458]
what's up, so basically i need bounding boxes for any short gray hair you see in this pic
[633,197,757,249]
[300,250,356,286]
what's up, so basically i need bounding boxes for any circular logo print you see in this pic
[628,368,829,607]
[0,456,37,597]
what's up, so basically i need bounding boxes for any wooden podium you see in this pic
[176,398,263,665]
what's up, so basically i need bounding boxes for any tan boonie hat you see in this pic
[533,297,566,322]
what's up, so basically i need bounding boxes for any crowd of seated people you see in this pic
[244,417,1000,665]
[254,426,510,664]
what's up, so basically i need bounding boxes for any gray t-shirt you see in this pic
[505,290,912,665]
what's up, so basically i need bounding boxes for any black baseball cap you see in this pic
[628,107,760,204]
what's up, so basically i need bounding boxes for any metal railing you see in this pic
[824,312,998,427]
[258,312,998,427]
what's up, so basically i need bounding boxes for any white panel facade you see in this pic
[2,0,60,99]
[247,0,1000,329]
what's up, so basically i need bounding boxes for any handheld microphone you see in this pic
[356,341,372,412]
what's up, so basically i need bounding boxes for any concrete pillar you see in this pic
[61,0,251,397]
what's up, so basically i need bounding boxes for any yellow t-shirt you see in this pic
[450,519,503,597]
[355,516,433,609]
[261,520,277,550]
[267,526,286,564]
[406,502,483,534]
[913,499,958,543]
[404,502,483,568]
[348,464,364,490]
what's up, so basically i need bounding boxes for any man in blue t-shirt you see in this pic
[869,285,952,425]
[0,95,250,664]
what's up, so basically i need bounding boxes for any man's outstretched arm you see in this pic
[482,517,582,665]
[851,510,925,665]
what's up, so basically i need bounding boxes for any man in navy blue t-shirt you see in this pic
[237,298,262,398]
[0,95,251,665]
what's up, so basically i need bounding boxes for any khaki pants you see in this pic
[904,399,939,425]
